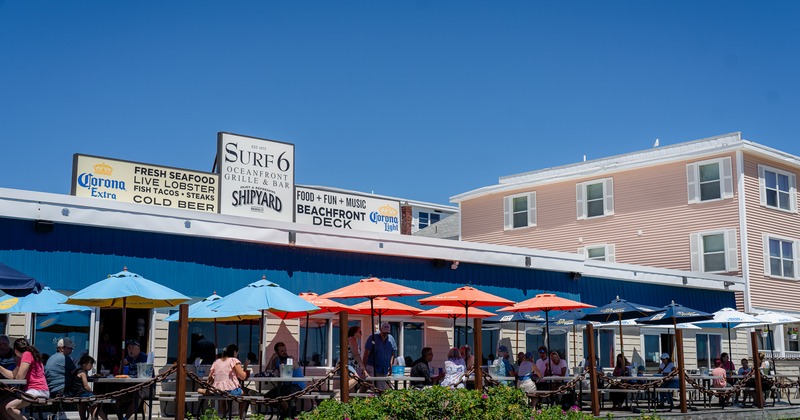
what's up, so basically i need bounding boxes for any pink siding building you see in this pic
[453,132,800,357]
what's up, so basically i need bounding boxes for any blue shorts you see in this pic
[227,388,243,396]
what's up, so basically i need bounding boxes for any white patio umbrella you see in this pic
[736,311,800,373]
[694,308,761,374]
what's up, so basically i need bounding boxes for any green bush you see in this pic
[297,387,599,420]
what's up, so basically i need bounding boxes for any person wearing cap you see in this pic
[44,337,76,396]
[516,352,541,395]
[657,353,676,408]
[494,345,516,385]
[122,339,147,377]
[362,322,397,390]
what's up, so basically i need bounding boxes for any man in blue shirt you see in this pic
[363,322,397,390]
[495,345,516,385]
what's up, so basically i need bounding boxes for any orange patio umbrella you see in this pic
[274,292,360,374]
[418,286,514,347]
[500,293,595,374]
[352,297,422,324]
[320,277,429,334]
[416,305,496,345]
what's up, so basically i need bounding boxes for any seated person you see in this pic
[657,353,677,408]
[545,351,567,377]
[410,347,444,389]
[440,348,467,389]
[45,338,77,397]
[493,346,516,385]
[198,344,249,418]
[264,342,301,416]
[120,339,148,419]
[711,359,730,406]
[70,355,108,420]
[517,352,542,395]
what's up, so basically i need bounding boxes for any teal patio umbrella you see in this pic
[0,287,90,314]
[65,267,190,360]
[208,277,320,371]
[165,293,261,350]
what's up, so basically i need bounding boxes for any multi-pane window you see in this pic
[418,212,441,230]
[690,229,738,273]
[759,165,796,212]
[687,157,733,203]
[503,192,536,230]
[579,244,616,262]
[696,333,722,370]
[762,234,798,279]
[576,178,614,220]
[582,329,615,369]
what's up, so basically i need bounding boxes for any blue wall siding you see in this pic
[0,217,735,311]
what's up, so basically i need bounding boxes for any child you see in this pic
[71,355,108,420]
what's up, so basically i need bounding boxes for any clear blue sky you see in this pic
[2,1,799,205]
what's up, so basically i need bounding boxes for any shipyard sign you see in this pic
[296,187,400,234]
[71,154,218,213]
[217,132,295,222]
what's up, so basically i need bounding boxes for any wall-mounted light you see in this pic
[61,208,70,217]
[288,231,296,244]
[451,261,460,270]
[570,272,582,281]
[682,276,688,285]
[34,220,54,233]
[184,221,192,229]
[723,281,734,290]
[525,256,531,267]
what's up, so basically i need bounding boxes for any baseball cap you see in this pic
[380,322,391,332]
[498,345,508,353]
[525,351,534,359]
[57,338,74,349]
[660,353,669,360]
[127,339,141,348]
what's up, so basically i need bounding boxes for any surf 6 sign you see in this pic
[217,132,295,222]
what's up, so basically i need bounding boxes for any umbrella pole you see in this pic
[452,317,457,348]
[545,310,552,375]
[515,321,519,355]
[249,321,253,353]
[302,313,310,375]
[572,324,577,369]
[214,319,218,356]
[768,325,776,373]
[370,298,376,375]
[120,297,127,373]
[465,305,469,349]
[618,316,624,355]
[259,310,264,374]
[727,322,733,375]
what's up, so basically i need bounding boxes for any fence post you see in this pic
[175,304,188,420]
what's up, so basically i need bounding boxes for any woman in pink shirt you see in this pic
[198,344,249,418]
[0,338,49,420]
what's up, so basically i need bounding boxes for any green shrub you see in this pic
[297,386,602,420]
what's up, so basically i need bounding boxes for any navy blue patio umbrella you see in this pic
[637,301,715,358]
[579,296,663,353]
[0,262,43,297]
[484,312,547,354]
[549,309,595,368]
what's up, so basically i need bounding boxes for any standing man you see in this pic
[362,322,397,390]
[0,336,16,371]
[44,338,76,396]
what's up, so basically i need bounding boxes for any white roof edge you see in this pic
[0,187,740,293]
[452,132,778,203]
[300,184,458,212]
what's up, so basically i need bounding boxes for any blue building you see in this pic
[0,187,743,374]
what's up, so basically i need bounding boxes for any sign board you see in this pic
[217,132,295,222]
[295,187,400,234]
[71,154,218,213]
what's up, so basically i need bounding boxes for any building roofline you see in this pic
[0,187,743,293]
[299,184,458,212]
[452,132,800,203]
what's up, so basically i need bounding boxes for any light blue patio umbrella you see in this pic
[208,277,319,371]
[65,267,190,360]
[165,293,261,348]
[0,287,91,314]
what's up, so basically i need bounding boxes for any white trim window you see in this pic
[576,178,614,219]
[762,234,799,280]
[418,211,441,230]
[503,192,536,230]
[578,244,616,262]
[758,165,797,212]
[690,229,738,273]
[687,157,733,203]
[696,333,722,371]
